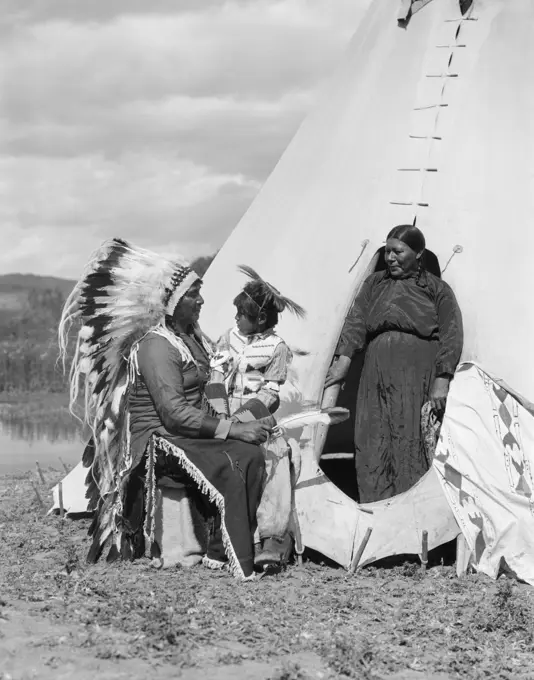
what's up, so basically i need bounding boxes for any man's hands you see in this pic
[324,355,351,389]
[229,421,272,445]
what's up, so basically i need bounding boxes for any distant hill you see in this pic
[0,274,75,316]
[0,257,215,393]
[0,273,75,296]
[0,255,215,316]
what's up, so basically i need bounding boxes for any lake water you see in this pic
[0,409,84,474]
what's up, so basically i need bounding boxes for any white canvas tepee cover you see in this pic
[53,0,534,583]
[199,0,534,581]
[201,0,534,400]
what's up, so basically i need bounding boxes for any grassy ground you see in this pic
[1,469,534,680]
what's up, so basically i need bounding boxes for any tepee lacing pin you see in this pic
[390,201,429,207]
[442,245,463,273]
[445,17,478,23]
[348,240,370,273]
[397,168,438,172]
[413,103,448,110]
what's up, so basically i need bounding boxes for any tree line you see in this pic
[0,254,215,394]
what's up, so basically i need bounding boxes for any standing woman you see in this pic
[59,238,270,581]
[325,225,463,503]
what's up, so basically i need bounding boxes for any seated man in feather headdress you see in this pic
[59,239,272,582]
[204,266,305,569]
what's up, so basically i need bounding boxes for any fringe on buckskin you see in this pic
[154,435,245,580]
[143,436,158,556]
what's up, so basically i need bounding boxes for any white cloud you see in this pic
[0,152,260,275]
[0,0,371,276]
[4,91,315,178]
[3,4,357,112]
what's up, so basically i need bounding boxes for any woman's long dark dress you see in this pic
[337,270,463,503]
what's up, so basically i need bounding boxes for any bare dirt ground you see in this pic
[1,469,534,680]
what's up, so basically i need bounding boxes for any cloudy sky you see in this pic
[0,0,369,278]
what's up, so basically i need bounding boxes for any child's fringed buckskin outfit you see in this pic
[205,265,305,567]
[210,326,292,414]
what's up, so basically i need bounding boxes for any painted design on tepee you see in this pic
[435,425,493,562]
[485,375,534,509]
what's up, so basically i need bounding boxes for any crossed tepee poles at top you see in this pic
[397,0,474,25]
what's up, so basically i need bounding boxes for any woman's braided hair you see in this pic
[386,224,441,286]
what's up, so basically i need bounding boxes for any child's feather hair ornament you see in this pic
[57,237,199,562]
[237,265,306,319]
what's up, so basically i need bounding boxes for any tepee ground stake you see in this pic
[35,461,46,484]
[31,482,45,511]
[421,530,429,574]
[58,481,65,519]
[349,527,373,574]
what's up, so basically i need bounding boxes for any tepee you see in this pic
[197,0,534,581]
[54,0,534,583]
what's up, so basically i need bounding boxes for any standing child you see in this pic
[205,265,305,568]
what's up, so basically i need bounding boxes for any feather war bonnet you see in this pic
[58,237,199,560]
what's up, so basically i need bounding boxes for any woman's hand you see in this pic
[229,421,272,445]
[430,376,450,416]
[324,355,351,389]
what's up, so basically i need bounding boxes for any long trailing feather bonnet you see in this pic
[58,237,199,561]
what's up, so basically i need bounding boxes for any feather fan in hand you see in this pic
[274,407,349,436]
